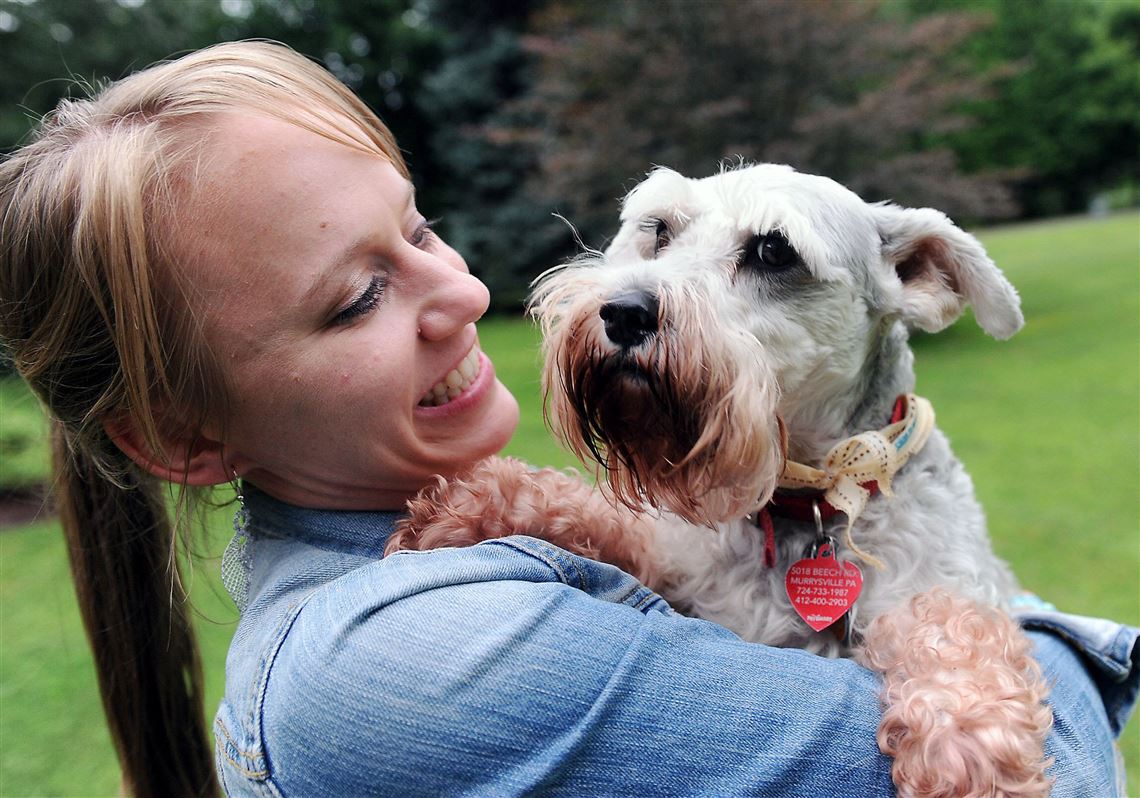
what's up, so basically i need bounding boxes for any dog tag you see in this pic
[785,541,863,632]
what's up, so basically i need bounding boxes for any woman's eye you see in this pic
[411,217,441,247]
[332,275,385,326]
[742,231,799,272]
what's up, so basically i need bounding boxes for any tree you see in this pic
[412,0,559,309]
[0,0,438,193]
[0,0,229,151]
[512,0,1016,258]
[925,0,1140,217]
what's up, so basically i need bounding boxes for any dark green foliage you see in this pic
[0,0,1135,304]
[0,0,440,191]
[512,1,1020,256]
[0,0,227,151]
[414,0,565,309]
[918,0,1140,217]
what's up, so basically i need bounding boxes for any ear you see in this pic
[103,418,234,487]
[873,203,1023,339]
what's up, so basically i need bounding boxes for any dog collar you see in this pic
[753,394,935,569]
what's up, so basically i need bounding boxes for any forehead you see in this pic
[177,113,407,277]
[187,113,401,227]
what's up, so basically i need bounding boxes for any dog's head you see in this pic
[530,164,1021,525]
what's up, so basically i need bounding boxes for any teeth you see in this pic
[419,344,482,407]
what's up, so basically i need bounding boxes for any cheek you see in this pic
[224,345,334,424]
[230,372,312,434]
[772,297,876,388]
[320,346,412,418]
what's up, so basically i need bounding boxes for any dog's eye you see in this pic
[743,232,799,271]
[642,218,672,256]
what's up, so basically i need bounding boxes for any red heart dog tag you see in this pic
[785,542,863,632]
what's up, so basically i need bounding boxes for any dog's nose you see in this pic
[600,290,659,348]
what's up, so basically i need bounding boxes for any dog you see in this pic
[387,164,1053,798]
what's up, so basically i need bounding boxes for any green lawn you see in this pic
[0,378,52,489]
[1,211,1137,795]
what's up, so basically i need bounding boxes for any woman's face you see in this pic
[178,113,519,509]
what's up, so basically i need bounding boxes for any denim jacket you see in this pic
[215,485,1138,797]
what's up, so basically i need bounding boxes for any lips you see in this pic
[419,342,482,407]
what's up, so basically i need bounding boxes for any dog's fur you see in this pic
[387,164,1053,798]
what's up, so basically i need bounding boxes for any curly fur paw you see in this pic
[384,456,664,586]
[860,589,1054,798]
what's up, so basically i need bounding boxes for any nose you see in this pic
[417,253,490,341]
[600,289,659,348]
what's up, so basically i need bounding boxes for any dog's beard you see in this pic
[535,273,786,527]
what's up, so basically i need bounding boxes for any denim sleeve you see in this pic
[251,568,1138,797]
[1017,609,1140,798]
[261,576,895,797]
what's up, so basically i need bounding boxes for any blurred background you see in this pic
[2,0,1138,305]
[0,0,1137,794]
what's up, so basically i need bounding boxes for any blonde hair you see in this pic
[0,41,406,797]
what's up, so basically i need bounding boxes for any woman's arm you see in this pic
[260,573,898,796]
[219,538,1137,797]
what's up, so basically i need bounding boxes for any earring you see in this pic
[222,470,253,611]
[231,470,250,537]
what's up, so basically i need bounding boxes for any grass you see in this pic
[0,211,1137,795]
[0,378,51,488]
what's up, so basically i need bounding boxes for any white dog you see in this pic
[389,164,1053,798]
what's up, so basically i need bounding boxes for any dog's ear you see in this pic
[873,203,1023,339]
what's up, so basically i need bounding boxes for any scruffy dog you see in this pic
[387,164,1053,798]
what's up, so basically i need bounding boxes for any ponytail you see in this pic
[53,425,216,797]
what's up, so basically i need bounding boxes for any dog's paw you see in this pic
[384,456,664,585]
[860,589,1054,798]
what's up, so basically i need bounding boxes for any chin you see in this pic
[436,382,520,475]
[477,381,521,456]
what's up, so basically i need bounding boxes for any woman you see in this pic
[0,41,1135,798]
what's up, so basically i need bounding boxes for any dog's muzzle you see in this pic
[534,267,785,526]
[600,289,659,348]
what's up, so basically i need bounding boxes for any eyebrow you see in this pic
[302,182,417,306]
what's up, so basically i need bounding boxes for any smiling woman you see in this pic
[0,40,1135,798]
[0,41,515,797]
[158,112,517,509]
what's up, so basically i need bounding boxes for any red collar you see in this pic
[753,395,907,567]
[766,482,880,524]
